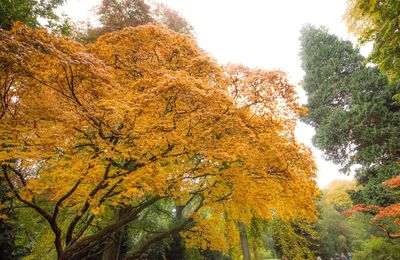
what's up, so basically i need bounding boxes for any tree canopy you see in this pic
[300,25,400,207]
[346,0,400,91]
[0,23,318,259]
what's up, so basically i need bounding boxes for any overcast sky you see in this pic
[60,0,359,187]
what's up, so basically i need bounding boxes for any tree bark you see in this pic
[61,196,160,260]
[252,238,259,260]
[101,231,122,260]
[238,221,251,260]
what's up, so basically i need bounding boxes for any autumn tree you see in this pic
[323,180,356,212]
[0,23,318,259]
[0,1,72,257]
[346,176,400,239]
[299,25,400,207]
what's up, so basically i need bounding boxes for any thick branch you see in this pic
[124,218,193,260]
[124,196,204,259]
[65,162,112,245]
[53,179,82,220]
[378,224,400,239]
[61,196,161,260]
[2,165,63,257]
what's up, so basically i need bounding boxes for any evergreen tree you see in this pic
[299,25,400,206]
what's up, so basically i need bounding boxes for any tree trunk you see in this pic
[101,231,122,260]
[101,207,130,260]
[252,239,259,260]
[238,221,251,260]
[167,205,185,259]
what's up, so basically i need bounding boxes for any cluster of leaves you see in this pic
[0,23,318,259]
[345,176,400,238]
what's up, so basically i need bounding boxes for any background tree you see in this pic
[0,0,71,34]
[152,2,194,36]
[315,191,353,258]
[300,26,400,258]
[0,23,318,259]
[346,176,400,240]
[345,0,400,97]
[299,25,400,207]
[352,237,400,260]
[75,0,193,44]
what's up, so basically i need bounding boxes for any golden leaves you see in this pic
[0,23,318,251]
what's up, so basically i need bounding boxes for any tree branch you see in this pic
[61,196,161,259]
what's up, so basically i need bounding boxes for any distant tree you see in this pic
[323,180,356,212]
[152,2,194,36]
[316,190,353,257]
[75,0,193,44]
[345,0,400,94]
[0,0,71,34]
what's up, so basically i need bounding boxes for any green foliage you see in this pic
[348,213,381,252]
[0,0,69,33]
[271,220,318,259]
[299,25,400,206]
[315,201,352,258]
[0,177,23,259]
[353,237,400,260]
[15,207,56,259]
[346,0,400,85]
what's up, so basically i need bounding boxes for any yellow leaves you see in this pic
[1,23,318,252]
[182,212,240,252]
[0,202,7,220]
[20,188,33,202]
[91,205,105,216]
[323,180,357,209]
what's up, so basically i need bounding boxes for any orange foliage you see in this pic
[383,175,400,189]
[0,23,318,258]
[344,204,383,217]
[345,176,400,239]
[373,204,400,222]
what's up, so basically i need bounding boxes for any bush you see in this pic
[353,237,400,260]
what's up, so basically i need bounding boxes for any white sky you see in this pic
[60,0,359,187]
